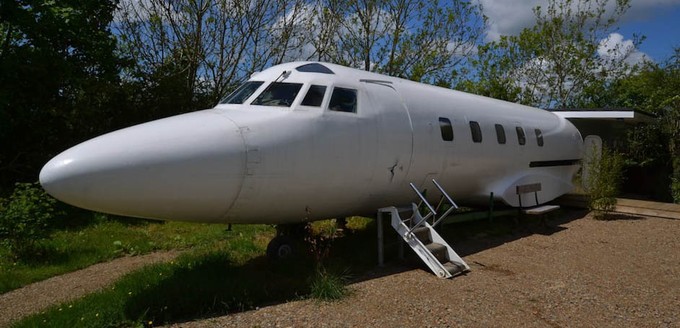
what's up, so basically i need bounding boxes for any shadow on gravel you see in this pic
[420,208,589,258]
[131,208,590,326]
[596,213,647,221]
[337,208,590,285]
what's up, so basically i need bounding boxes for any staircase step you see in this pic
[425,243,449,263]
[412,227,431,243]
[443,261,467,275]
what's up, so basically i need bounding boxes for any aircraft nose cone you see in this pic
[39,110,246,222]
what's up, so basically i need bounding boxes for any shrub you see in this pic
[585,147,625,219]
[0,182,59,258]
[672,176,680,204]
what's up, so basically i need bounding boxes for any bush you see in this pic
[585,147,625,219]
[672,176,680,204]
[0,182,59,258]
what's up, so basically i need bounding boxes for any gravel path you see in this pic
[168,212,680,328]
[0,251,179,327]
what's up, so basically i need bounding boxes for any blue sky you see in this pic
[478,0,680,64]
[618,4,680,61]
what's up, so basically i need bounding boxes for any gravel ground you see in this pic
[2,211,678,328]
[0,251,179,327]
[168,211,680,328]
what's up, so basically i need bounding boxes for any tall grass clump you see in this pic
[306,220,352,301]
[309,266,350,301]
[585,147,625,219]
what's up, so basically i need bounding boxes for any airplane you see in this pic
[40,61,583,265]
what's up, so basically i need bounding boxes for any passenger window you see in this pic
[495,124,506,144]
[301,85,327,106]
[470,121,482,143]
[535,129,544,147]
[329,87,357,113]
[516,126,526,145]
[252,82,303,107]
[220,81,264,104]
[439,117,453,141]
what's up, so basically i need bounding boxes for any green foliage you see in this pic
[672,177,680,204]
[624,124,667,167]
[309,266,350,301]
[585,147,625,219]
[603,48,680,202]
[305,220,338,263]
[0,0,125,192]
[463,0,635,109]
[321,0,485,85]
[0,183,58,258]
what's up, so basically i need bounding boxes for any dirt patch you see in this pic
[0,251,179,327]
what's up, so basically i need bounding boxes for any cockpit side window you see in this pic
[252,82,303,107]
[329,87,357,113]
[301,85,327,107]
[220,81,264,104]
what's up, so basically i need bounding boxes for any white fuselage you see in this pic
[40,62,583,224]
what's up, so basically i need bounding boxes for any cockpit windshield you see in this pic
[252,82,303,107]
[220,81,263,104]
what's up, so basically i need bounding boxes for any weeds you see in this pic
[309,266,350,301]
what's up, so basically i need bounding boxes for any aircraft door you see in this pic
[363,82,413,191]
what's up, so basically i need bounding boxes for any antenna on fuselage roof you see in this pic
[274,70,290,83]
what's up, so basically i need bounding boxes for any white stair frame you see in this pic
[376,179,470,279]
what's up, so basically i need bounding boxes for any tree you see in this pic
[307,0,485,85]
[115,0,310,114]
[0,0,123,193]
[602,48,680,202]
[462,0,639,109]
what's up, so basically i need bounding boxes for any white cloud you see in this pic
[598,32,650,65]
[477,1,656,66]
[477,0,680,41]
[475,0,542,41]
[447,40,478,56]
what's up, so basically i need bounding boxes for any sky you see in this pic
[477,0,680,63]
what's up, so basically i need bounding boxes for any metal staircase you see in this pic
[379,179,470,278]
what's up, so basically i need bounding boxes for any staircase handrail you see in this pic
[431,179,459,228]
[408,183,437,236]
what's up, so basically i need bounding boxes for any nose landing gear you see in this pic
[266,223,308,260]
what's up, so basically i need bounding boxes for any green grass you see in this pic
[9,214,544,327]
[10,218,378,327]
[309,266,350,301]
[0,215,268,294]
[12,227,315,327]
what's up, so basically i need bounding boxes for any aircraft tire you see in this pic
[266,235,296,260]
